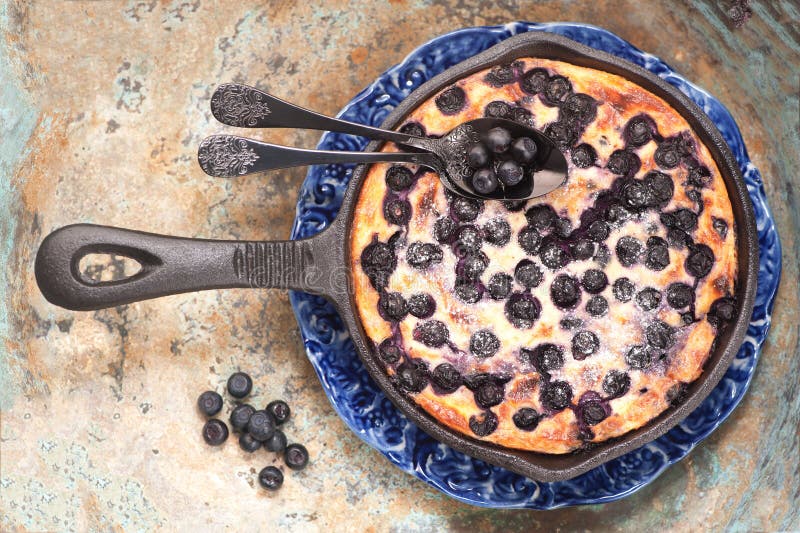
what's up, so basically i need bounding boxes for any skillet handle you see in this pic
[35,223,343,311]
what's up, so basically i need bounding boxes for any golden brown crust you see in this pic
[349,59,737,453]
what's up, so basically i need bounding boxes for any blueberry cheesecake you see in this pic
[350,59,737,454]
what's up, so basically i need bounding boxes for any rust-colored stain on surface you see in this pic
[1,1,798,531]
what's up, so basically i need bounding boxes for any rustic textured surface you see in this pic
[1,1,797,531]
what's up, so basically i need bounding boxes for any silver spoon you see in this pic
[200,83,567,200]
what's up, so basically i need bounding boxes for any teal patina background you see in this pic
[1,1,797,531]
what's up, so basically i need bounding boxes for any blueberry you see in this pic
[526,343,564,374]
[550,274,581,309]
[646,320,676,349]
[395,360,429,392]
[202,419,229,446]
[585,295,608,317]
[667,228,691,249]
[484,63,519,86]
[474,381,505,409]
[544,121,578,150]
[433,217,457,243]
[406,242,443,269]
[486,273,512,300]
[613,277,635,302]
[504,291,542,328]
[686,244,714,278]
[645,243,670,271]
[471,168,499,194]
[515,259,543,288]
[571,239,595,260]
[661,209,698,232]
[258,466,284,490]
[571,330,599,359]
[378,338,403,363]
[666,282,694,309]
[378,291,408,322]
[571,143,597,168]
[266,400,291,426]
[227,372,253,399]
[435,85,466,115]
[540,241,571,269]
[385,165,415,191]
[454,282,483,304]
[229,404,255,432]
[503,199,527,212]
[431,363,462,393]
[518,226,543,254]
[238,431,263,452]
[264,429,287,453]
[666,383,688,406]
[512,407,541,431]
[615,236,644,267]
[469,410,499,436]
[540,381,573,411]
[458,252,489,281]
[654,138,681,168]
[560,316,583,330]
[399,121,425,138]
[602,370,631,398]
[361,239,396,290]
[605,203,632,224]
[484,100,512,119]
[485,127,512,154]
[383,198,411,225]
[636,288,662,311]
[580,269,608,294]
[624,115,654,146]
[525,204,557,232]
[643,171,674,206]
[511,137,538,164]
[543,75,572,106]
[413,320,449,348]
[560,93,597,124]
[407,293,435,319]
[594,242,611,266]
[248,410,276,442]
[284,443,309,471]
[483,217,511,246]
[454,225,483,255]
[470,330,500,358]
[463,373,511,390]
[623,180,648,209]
[707,297,736,328]
[497,160,524,186]
[451,196,482,222]
[520,68,549,94]
[606,150,640,177]
[511,106,534,127]
[687,165,711,188]
[467,143,491,168]
[581,402,607,426]
[625,345,653,369]
[197,391,223,417]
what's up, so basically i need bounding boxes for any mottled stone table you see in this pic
[1,1,797,531]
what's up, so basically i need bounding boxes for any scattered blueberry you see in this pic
[550,274,581,309]
[505,291,542,328]
[407,293,436,318]
[585,295,609,317]
[581,269,608,294]
[202,419,229,446]
[605,203,632,224]
[399,121,425,138]
[571,330,599,359]
[458,252,489,281]
[687,165,711,188]
[526,204,557,232]
[504,199,527,212]
[571,143,597,168]
[520,68,549,94]
[474,382,505,409]
[385,165,415,191]
[685,244,715,278]
[623,180,648,209]
[413,320,449,348]
[543,75,572,105]
[484,100,512,119]
[511,137,538,164]
[543,121,578,150]
[646,320,676,349]
[624,115,654,146]
[470,330,500,358]
[654,138,681,168]
[602,370,631,398]
[527,343,565,374]
[284,443,309,471]
[264,429,288,453]
[229,404,255,432]
[472,168,499,194]
[197,391,223,417]
[451,196,482,222]
[616,236,644,267]
[454,225,483,255]
[484,63,519,86]
[560,93,597,124]
[361,239,396,290]
[625,345,653,369]
[667,228,691,249]
[383,198,411,225]
[512,106,534,126]
[239,432,262,453]
[483,217,511,246]
[645,242,670,271]
[643,171,674,205]
[266,400,290,426]
[435,85,466,115]
[406,242,443,269]
[512,408,541,431]
[661,209,698,232]
[518,226,543,254]
[485,127,512,154]
[378,338,403,363]
[433,217,457,243]
[571,239,595,260]
[636,287,662,311]
[606,150,640,177]
[613,277,635,302]
[469,410,499,436]
[487,273,513,300]
[586,220,610,242]
[560,316,583,330]
[515,259,543,288]
[247,410,276,442]
[227,372,253,399]
[666,282,694,309]
[467,143,490,168]
[540,380,573,411]
[378,291,408,322]
[258,466,283,490]
[431,363,463,393]
[540,241,571,269]
[666,383,688,406]
[454,282,483,304]
[395,360,429,392]
[707,297,736,328]
[581,402,607,426]
[497,160,524,186]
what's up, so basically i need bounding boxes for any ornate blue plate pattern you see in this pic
[288,22,782,509]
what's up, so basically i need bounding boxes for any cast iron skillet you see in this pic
[35,32,758,482]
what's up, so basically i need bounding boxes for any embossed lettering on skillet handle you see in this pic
[34,223,345,311]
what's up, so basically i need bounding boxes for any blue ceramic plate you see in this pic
[289,22,782,509]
